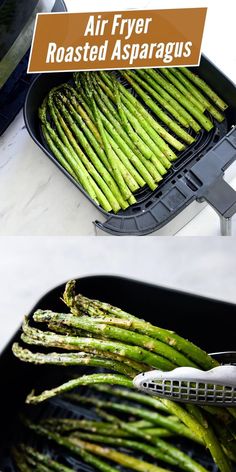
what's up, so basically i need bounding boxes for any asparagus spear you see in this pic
[131,69,213,132]
[39,101,99,204]
[26,373,132,404]
[69,432,177,466]
[66,393,202,443]
[72,82,162,183]
[131,69,212,132]
[90,384,168,411]
[83,73,133,200]
[170,69,225,122]
[109,74,171,169]
[42,418,132,436]
[41,125,78,181]
[80,87,165,183]
[121,70,195,145]
[96,410,208,472]
[80,83,165,181]
[152,69,206,112]
[136,69,202,131]
[33,309,195,368]
[181,67,228,111]
[129,70,191,129]
[93,74,171,174]
[12,343,137,377]
[12,447,32,472]
[70,80,144,192]
[20,445,74,472]
[69,436,171,472]
[24,422,121,472]
[64,283,217,370]
[59,91,130,210]
[21,318,176,371]
[49,94,118,213]
[98,71,185,152]
[21,315,148,373]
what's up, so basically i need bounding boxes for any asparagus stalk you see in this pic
[136,69,202,131]
[98,104,165,181]
[185,403,232,472]
[52,92,124,211]
[129,70,191,128]
[104,130,144,190]
[45,417,172,438]
[121,70,195,145]
[96,410,208,472]
[69,436,171,472]
[82,84,166,179]
[69,432,177,466]
[20,445,74,472]
[12,343,137,377]
[112,81,161,166]
[41,125,78,181]
[49,95,118,213]
[170,69,225,122]
[153,69,206,112]
[33,309,194,368]
[83,91,163,184]
[21,318,175,371]
[39,101,99,204]
[21,315,148,373]
[144,69,213,131]
[26,373,132,404]
[83,74,132,200]
[122,104,171,169]
[81,83,165,182]
[158,399,231,472]
[42,418,132,436]
[66,393,202,443]
[64,284,217,370]
[81,74,140,199]
[93,73,169,178]
[110,74,171,169]
[181,67,228,111]
[24,422,121,472]
[60,91,130,210]
[98,71,184,152]
[90,384,168,411]
[12,447,32,472]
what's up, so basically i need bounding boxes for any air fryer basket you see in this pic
[24,56,236,235]
[1,275,236,471]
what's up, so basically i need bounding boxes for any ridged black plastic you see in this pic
[1,275,236,471]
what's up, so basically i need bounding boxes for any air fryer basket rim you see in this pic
[2,273,236,356]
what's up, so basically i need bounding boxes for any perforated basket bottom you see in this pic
[1,388,233,472]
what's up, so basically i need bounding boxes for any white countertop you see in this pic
[1,0,236,235]
[1,236,236,352]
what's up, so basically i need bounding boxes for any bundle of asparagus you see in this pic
[11,387,215,472]
[12,280,236,472]
[39,68,227,213]
[11,384,236,472]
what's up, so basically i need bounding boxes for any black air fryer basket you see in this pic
[0,0,67,135]
[24,56,236,235]
[1,275,236,471]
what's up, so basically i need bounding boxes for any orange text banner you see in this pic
[28,8,207,73]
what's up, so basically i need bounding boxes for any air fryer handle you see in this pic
[191,127,236,236]
[199,178,236,235]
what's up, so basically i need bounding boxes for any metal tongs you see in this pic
[133,352,236,406]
